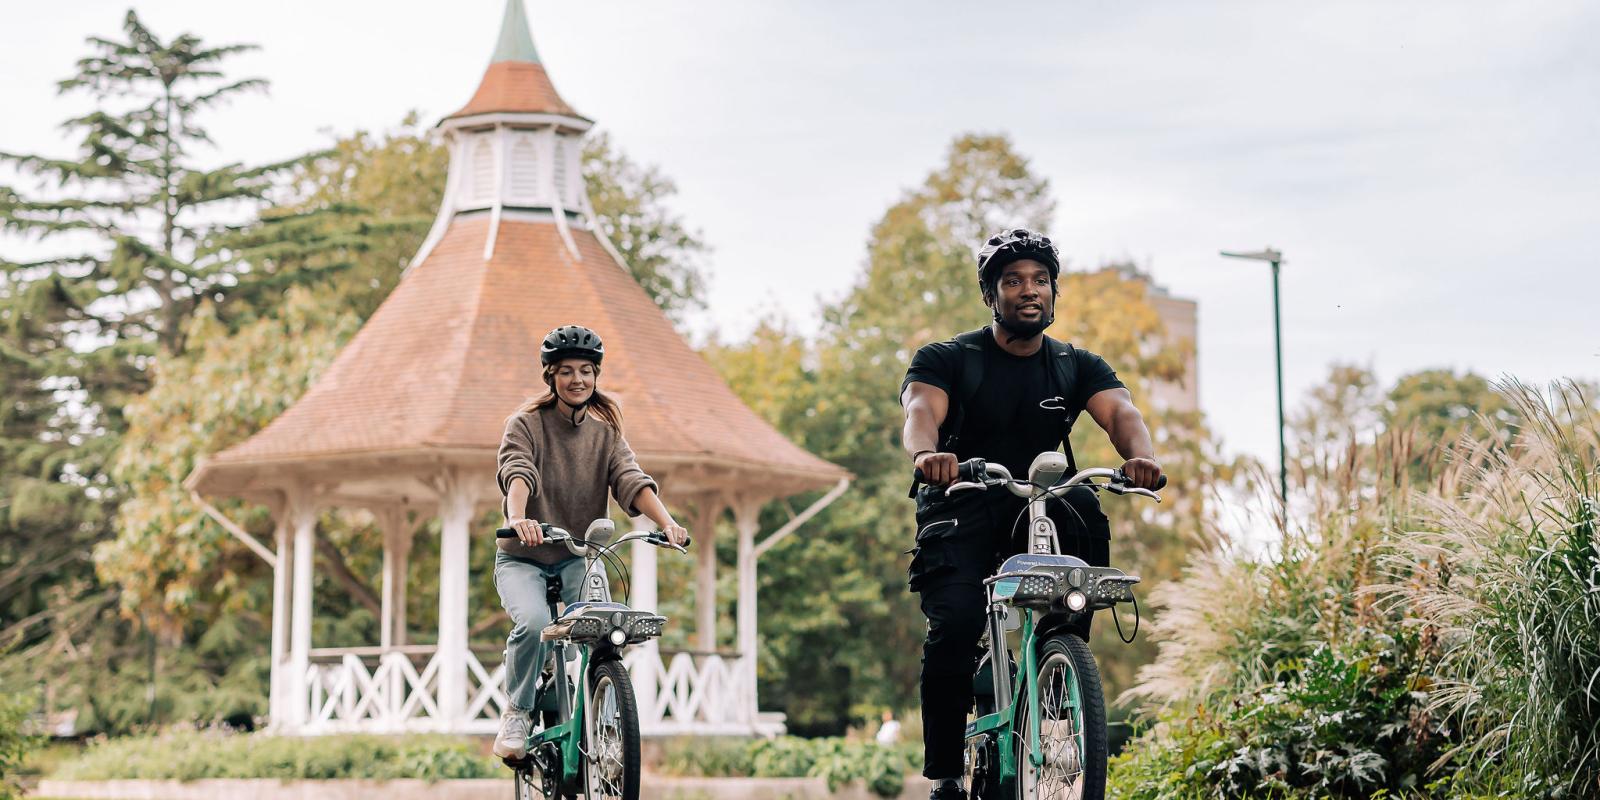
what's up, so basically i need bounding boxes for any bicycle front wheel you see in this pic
[1015,634,1107,800]
[583,658,641,800]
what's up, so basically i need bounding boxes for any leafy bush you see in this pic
[655,736,756,777]
[1375,381,1600,796]
[1111,635,1452,798]
[659,735,917,798]
[0,692,41,800]
[49,728,498,781]
[1110,381,1600,798]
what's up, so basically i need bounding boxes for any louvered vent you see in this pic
[469,137,495,204]
[508,135,539,201]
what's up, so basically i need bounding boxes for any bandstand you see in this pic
[185,0,849,737]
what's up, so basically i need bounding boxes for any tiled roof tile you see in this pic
[447,61,578,120]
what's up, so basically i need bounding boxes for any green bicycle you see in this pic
[930,451,1161,800]
[494,520,688,800]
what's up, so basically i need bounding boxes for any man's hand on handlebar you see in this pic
[1121,457,1163,491]
[507,517,544,547]
[915,451,960,486]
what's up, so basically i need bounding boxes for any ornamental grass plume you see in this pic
[1373,379,1600,796]
[1123,432,1419,712]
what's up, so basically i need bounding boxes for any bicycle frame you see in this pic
[948,454,1158,791]
[527,636,594,788]
[500,526,685,793]
[963,532,1078,785]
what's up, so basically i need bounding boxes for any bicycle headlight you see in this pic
[609,628,627,646]
[1065,590,1088,612]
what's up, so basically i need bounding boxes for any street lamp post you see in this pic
[1221,247,1287,524]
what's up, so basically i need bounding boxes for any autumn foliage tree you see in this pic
[707,133,1222,730]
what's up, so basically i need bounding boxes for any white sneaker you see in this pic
[493,708,532,759]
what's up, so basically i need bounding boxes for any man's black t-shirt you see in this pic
[900,327,1125,480]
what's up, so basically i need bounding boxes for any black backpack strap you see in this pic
[910,328,988,501]
[1046,337,1080,473]
[937,328,989,452]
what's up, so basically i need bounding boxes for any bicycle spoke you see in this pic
[1022,653,1085,800]
[585,675,630,800]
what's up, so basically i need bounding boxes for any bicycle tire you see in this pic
[511,765,538,800]
[1015,634,1107,800]
[583,658,641,800]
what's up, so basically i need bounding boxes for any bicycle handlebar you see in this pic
[495,523,691,550]
[915,458,1167,498]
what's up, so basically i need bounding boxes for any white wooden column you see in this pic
[694,501,722,653]
[628,513,659,722]
[286,490,318,730]
[267,512,292,727]
[377,508,415,649]
[436,473,475,725]
[630,514,659,613]
[733,500,762,724]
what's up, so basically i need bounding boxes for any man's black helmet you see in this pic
[540,325,604,367]
[976,228,1061,297]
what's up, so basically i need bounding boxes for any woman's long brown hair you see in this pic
[518,364,624,432]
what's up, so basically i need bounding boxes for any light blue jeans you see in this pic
[494,551,587,712]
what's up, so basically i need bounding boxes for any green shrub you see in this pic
[50,729,498,781]
[656,735,755,777]
[749,736,818,777]
[1112,634,1451,799]
[1111,381,1600,799]
[1377,381,1600,796]
[0,692,41,800]
[661,735,916,798]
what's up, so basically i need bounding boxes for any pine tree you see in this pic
[0,10,312,732]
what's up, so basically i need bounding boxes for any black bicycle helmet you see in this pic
[975,228,1060,297]
[540,324,604,367]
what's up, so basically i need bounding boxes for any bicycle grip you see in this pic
[1154,475,1168,491]
[914,457,985,484]
[495,522,555,539]
[646,531,692,548]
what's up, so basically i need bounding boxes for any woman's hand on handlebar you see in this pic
[1121,457,1163,490]
[507,517,544,547]
[914,451,959,486]
[662,521,689,547]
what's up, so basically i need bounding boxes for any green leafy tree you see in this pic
[1,10,312,359]
[1383,368,1521,486]
[583,130,708,321]
[708,134,1218,731]
[0,9,316,731]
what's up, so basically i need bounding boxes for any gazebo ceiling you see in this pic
[187,218,848,506]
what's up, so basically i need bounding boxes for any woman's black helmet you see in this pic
[540,325,604,367]
[976,228,1060,298]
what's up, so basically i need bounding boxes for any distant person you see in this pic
[899,229,1163,799]
[876,709,902,746]
[492,324,689,759]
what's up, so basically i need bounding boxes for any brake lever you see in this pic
[643,532,692,553]
[944,481,987,496]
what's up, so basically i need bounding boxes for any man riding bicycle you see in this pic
[899,228,1164,800]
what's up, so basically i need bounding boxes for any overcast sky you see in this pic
[3,0,1596,471]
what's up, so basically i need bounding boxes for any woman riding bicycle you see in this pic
[492,324,689,760]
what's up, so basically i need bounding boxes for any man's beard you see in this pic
[994,307,1053,342]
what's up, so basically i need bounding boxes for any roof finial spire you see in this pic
[491,0,541,64]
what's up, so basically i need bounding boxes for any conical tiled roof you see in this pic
[445,0,580,121]
[188,218,846,499]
